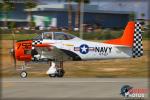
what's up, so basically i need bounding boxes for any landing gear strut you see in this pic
[20,62,28,78]
[47,61,65,78]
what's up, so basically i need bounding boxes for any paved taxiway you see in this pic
[1,78,149,99]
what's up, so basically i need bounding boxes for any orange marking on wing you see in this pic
[35,43,54,47]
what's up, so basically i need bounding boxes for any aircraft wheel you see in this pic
[57,69,65,77]
[20,71,27,78]
[48,74,56,78]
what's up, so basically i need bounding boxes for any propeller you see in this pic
[10,30,17,70]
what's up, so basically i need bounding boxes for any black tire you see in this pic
[56,69,65,77]
[48,74,56,78]
[20,71,27,78]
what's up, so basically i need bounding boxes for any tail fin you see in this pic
[104,21,143,57]
[104,21,135,47]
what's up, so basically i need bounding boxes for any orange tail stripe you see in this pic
[104,21,135,47]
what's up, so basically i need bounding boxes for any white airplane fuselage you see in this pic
[42,37,132,61]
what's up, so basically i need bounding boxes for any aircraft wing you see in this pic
[34,46,72,61]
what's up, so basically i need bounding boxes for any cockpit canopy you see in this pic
[33,32,76,40]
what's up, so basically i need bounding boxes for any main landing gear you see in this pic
[46,61,65,78]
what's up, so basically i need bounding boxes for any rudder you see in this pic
[132,22,143,58]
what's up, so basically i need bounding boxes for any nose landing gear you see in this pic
[19,62,28,78]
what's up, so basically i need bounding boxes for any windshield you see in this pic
[43,32,53,39]
[33,32,77,40]
[54,32,76,40]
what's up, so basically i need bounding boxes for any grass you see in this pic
[0,34,38,49]
[0,28,149,41]
[0,33,38,40]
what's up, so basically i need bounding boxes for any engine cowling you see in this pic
[15,40,32,61]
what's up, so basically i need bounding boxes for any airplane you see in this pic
[10,21,143,78]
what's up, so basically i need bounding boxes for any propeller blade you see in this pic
[13,49,16,69]
[12,30,16,70]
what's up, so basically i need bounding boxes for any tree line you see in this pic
[0,0,90,31]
